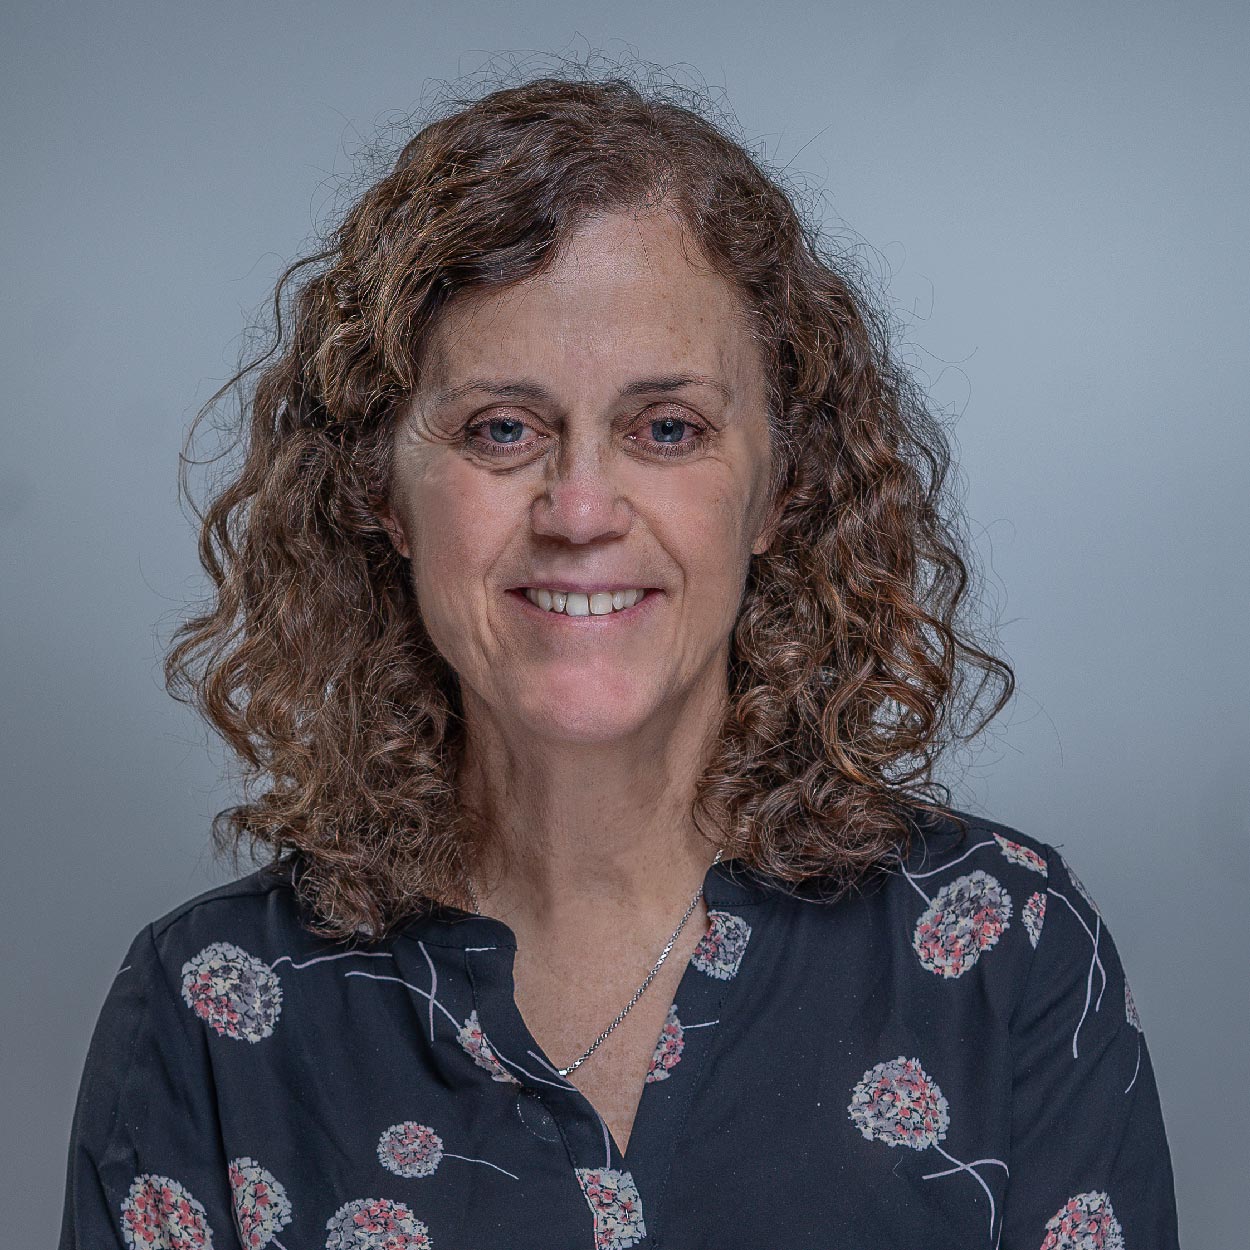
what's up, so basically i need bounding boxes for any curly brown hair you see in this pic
[164,69,1014,941]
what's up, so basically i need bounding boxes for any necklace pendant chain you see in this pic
[463,847,724,1079]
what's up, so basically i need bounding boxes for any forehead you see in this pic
[418,211,763,389]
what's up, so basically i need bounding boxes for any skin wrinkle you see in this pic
[377,210,781,948]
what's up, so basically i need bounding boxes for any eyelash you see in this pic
[461,409,710,461]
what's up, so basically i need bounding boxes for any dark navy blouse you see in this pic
[59,810,1180,1249]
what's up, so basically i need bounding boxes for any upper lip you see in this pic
[510,580,658,593]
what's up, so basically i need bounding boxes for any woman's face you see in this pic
[379,209,780,746]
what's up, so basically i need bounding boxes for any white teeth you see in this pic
[522,587,648,616]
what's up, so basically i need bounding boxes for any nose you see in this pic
[529,437,632,545]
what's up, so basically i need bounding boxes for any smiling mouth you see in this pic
[511,588,654,617]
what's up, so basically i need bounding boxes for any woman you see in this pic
[59,75,1179,1248]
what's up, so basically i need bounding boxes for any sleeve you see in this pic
[999,846,1180,1248]
[57,921,243,1249]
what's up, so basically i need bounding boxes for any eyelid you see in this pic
[467,403,689,432]
[462,404,709,457]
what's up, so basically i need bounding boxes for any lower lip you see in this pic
[506,589,661,625]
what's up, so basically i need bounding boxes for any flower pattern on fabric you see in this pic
[228,1157,291,1249]
[457,1009,521,1084]
[376,1120,519,1182]
[120,1173,214,1249]
[994,833,1048,875]
[378,1122,444,1178]
[913,871,1013,978]
[691,910,751,980]
[1125,980,1141,1032]
[68,823,1179,1250]
[1023,891,1047,948]
[646,1003,685,1083]
[324,1197,431,1249]
[574,1167,647,1250]
[1039,1190,1125,1249]
[848,1055,1008,1244]
[181,942,282,1042]
[848,1056,950,1149]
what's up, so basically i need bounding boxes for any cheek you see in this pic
[656,477,757,602]
[404,475,499,623]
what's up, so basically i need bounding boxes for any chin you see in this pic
[520,684,662,744]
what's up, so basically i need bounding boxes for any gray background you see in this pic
[4,1,1246,1243]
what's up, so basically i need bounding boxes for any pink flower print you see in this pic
[848,1056,950,1149]
[457,1009,521,1084]
[1039,1190,1125,1250]
[1023,891,1046,948]
[574,1167,647,1250]
[181,942,282,1042]
[848,1057,1008,1244]
[993,833,1048,875]
[228,1157,291,1249]
[120,1173,215,1249]
[646,1003,685,1083]
[691,910,751,980]
[377,1121,521,1182]
[378,1122,444,1178]
[912,870,1012,978]
[323,1198,431,1250]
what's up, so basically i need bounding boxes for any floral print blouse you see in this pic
[58,810,1180,1249]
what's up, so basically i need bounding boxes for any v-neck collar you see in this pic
[393,856,777,1246]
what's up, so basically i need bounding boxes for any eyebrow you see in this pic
[433,374,732,406]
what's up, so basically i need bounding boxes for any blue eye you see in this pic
[640,409,710,458]
[485,417,526,444]
[461,415,536,457]
[651,416,687,444]
[461,407,709,460]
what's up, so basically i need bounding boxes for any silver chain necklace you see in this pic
[463,846,724,1078]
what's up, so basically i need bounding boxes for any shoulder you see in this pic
[93,860,345,1055]
[124,859,326,992]
[896,804,1133,1005]
[73,868,300,1110]
[903,804,1055,877]
[147,860,301,944]
[901,805,1108,926]
[893,804,1060,916]
[875,805,1075,985]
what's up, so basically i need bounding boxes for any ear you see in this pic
[751,489,788,557]
[375,503,411,560]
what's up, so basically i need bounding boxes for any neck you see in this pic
[454,680,727,943]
